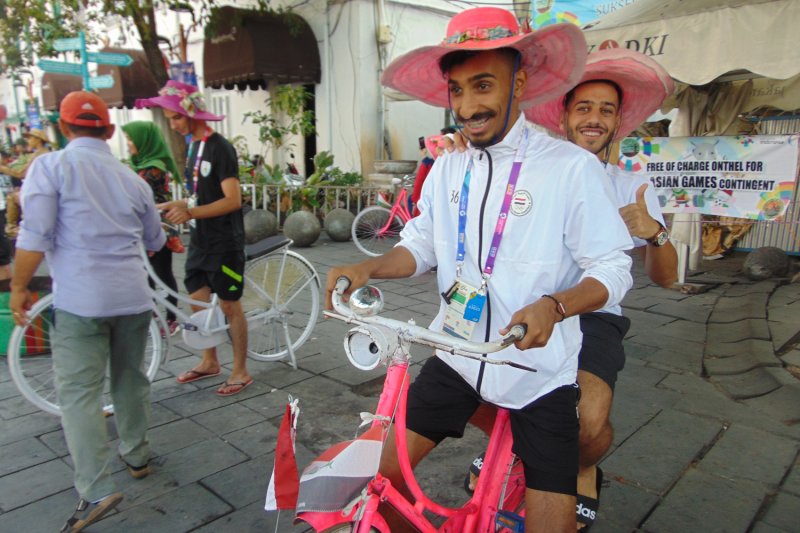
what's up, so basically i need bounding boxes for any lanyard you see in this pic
[187,128,212,195]
[456,127,530,289]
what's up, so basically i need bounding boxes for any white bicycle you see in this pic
[7,235,320,416]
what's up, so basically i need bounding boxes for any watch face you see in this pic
[654,229,669,246]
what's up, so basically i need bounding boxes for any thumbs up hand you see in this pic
[618,183,661,240]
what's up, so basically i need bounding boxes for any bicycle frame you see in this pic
[377,186,413,228]
[296,284,527,532]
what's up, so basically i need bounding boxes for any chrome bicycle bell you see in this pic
[349,285,384,316]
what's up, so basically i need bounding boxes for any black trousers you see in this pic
[148,245,178,322]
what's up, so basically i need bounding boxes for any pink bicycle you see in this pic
[295,278,533,532]
[351,176,414,257]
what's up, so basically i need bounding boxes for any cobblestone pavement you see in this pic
[0,234,798,532]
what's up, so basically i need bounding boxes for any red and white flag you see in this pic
[265,397,300,511]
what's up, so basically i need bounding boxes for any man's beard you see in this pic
[457,111,497,148]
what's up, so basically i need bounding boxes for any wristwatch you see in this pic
[646,223,669,247]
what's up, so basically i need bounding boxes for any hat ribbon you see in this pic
[443,25,521,45]
[158,85,208,118]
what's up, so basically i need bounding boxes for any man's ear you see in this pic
[104,124,116,140]
[514,69,527,100]
[58,119,70,138]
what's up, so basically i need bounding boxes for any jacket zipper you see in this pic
[474,149,493,394]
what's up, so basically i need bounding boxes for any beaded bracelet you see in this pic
[542,294,566,322]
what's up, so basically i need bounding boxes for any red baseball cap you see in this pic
[60,91,111,127]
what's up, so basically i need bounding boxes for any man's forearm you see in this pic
[642,243,678,287]
[549,277,609,319]
[188,195,241,219]
[360,245,418,280]
[11,249,45,290]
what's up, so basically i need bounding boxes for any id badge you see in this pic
[442,281,483,340]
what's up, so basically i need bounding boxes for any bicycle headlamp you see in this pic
[344,324,399,370]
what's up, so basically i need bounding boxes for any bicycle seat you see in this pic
[245,235,291,261]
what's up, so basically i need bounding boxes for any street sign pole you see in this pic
[79,31,90,91]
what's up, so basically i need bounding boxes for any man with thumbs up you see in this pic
[526,49,678,529]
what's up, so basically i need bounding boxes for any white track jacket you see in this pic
[399,116,633,409]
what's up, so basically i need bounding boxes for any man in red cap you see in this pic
[325,7,634,532]
[137,81,252,397]
[9,91,166,532]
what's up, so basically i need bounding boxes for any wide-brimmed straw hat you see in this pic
[22,128,53,145]
[381,7,586,109]
[136,80,224,121]
[525,48,674,141]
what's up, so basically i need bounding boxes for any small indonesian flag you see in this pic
[265,397,300,511]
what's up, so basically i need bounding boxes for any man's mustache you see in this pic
[456,111,496,124]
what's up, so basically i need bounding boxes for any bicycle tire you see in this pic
[7,294,165,416]
[241,250,320,362]
[351,206,405,257]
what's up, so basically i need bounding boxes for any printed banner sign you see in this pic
[618,135,799,220]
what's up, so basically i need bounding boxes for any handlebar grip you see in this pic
[500,324,527,347]
[335,276,351,293]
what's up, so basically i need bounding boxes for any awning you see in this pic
[203,6,321,90]
[41,73,83,111]
[94,47,161,108]
[583,0,800,86]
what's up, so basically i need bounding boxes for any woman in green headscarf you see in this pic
[122,120,183,336]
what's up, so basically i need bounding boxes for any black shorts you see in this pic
[407,356,580,495]
[578,312,631,391]
[184,249,245,301]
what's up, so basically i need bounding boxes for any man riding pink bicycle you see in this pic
[321,7,633,532]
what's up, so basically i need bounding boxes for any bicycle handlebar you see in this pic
[328,277,534,371]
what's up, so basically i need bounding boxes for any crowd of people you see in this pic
[3,6,680,532]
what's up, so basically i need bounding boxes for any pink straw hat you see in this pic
[525,48,674,141]
[381,7,586,109]
[135,80,224,121]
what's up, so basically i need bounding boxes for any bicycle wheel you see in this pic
[241,250,320,361]
[351,206,405,257]
[7,294,165,416]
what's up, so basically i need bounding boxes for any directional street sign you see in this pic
[38,59,83,76]
[88,75,115,90]
[54,37,82,52]
[86,51,133,67]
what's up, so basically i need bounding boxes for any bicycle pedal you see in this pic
[183,323,198,331]
[495,510,524,532]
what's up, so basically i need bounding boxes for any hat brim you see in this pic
[135,95,225,122]
[22,132,53,144]
[381,23,587,109]
[525,49,674,141]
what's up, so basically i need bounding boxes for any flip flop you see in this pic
[176,368,221,384]
[576,466,604,531]
[216,378,254,397]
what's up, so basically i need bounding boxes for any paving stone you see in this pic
[194,499,291,533]
[621,293,667,311]
[241,389,304,420]
[296,351,349,374]
[704,350,780,375]
[600,409,721,494]
[0,410,61,446]
[763,367,798,386]
[751,521,794,533]
[249,362,315,389]
[761,491,800,532]
[647,300,712,323]
[768,318,800,353]
[148,418,215,456]
[623,340,659,361]
[615,360,671,389]
[0,489,79,532]
[589,480,659,533]
[782,458,800,497]
[742,383,800,425]
[0,379,22,401]
[200,454,272,508]
[780,348,800,367]
[622,308,676,330]
[707,319,771,343]
[100,482,233,532]
[221,420,280,458]
[610,382,680,446]
[159,378,279,418]
[192,402,265,435]
[0,459,74,511]
[322,362,388,386]
[705,338,775,359]
[38,428,69,457]
[697,425,798,485]
[723,280,779,296]
[150,376,204,403]
[713,367,783,400]
[158,438,248,487]
[149,402,182,428]
[625,330,705,356]
[0,437,56,476]
[643,468,764,532]
[635,346,704,375]
[710,294,768,322]
[653,319,707,343]
[630,285,687,301]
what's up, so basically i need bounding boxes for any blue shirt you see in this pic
[17,137,166,317]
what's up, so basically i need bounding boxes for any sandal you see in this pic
[176,368,221,384]
[576,466,604,530]
[60,492,123,532]
[463,452,485,495]
[216,378,254,397]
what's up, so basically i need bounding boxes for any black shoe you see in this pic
[60,492,123,532]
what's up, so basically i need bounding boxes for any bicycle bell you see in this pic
[348,285,384,316]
